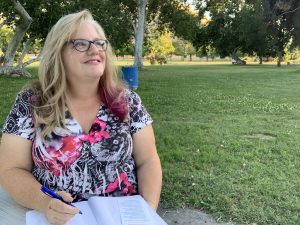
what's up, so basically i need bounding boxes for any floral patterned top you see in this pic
[2,89,152,201]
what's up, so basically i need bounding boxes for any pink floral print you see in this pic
[3,89,153,200]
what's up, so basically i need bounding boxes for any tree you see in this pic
[0,0,134,76]
[77,0,134,50]
[0,0,74,76]
[261,0,300,66]
[194,0,248,63]
[194,0,300,66]
[146,29,175,64]
[1,0,201,76]
[0,0,32,76]
[150,0,199,43]
[122,0,198,69]
[173,38,196,61]
[237,1,276,64]
[196,45,218,61]
[133,0,147,70]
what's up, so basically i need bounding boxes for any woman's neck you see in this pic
[67,82,100,101]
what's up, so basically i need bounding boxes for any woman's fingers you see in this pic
[56,191,74,204]
[46,204,75,225]
[51,198,79,214]
[45,191,79,225]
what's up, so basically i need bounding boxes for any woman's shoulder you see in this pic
[18,87,36,96]
[123,88,142,105]
[15,87,38,104]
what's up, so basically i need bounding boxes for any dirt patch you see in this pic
[242,133,276,140]
[157,207,234,225]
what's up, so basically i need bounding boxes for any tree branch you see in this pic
[22,52,41,68]
[11,0,32,25]
[278,6,300,17]
[3,0,32,67]
[17,38,33,68]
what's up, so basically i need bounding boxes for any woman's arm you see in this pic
[0,134,46,210]
[0,134,78,225]
[132,125,162,211]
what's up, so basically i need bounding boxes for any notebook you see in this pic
[26,195,167,225]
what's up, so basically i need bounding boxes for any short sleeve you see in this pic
[126,90,153,134]
[2,89,35,141]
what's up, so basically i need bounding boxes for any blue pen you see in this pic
[41,185,83,214]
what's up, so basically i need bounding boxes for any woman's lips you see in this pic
[85,59,101,64]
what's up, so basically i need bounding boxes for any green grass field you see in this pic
[1,64,300,224]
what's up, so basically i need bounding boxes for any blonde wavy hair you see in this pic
[31,9,127,139]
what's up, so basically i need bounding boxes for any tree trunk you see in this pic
[0,66,31,77]
[277,49,282,67]
[231,53,246,65]
[22,56,40,68]
[0,0,32,76]
[259,56,263,64]
[17,38,33,68]
[134,0,147,70]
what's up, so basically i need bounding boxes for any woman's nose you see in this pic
[88,42,99,54]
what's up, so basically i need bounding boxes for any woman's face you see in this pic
[63,21,107,84]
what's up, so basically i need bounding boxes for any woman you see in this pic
[0,10,162,225]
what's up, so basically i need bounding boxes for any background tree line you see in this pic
[0,0,198,76]
[0,0,300,76]
[194,0,300,66]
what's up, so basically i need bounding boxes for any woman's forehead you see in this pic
[71,21,105,39]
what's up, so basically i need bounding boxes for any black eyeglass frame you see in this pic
[69,39,109,52]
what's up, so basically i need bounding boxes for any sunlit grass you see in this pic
[1,64,300,224]
[136,64,300,225]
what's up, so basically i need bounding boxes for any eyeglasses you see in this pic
[70,39,109,52]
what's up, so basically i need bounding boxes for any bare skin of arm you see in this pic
[132,125,163,211]
[0,134,79,225]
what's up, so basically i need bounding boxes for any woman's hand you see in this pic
[44,191,79,225]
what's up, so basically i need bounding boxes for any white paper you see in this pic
[88,196,119,225]
[26,195,167,225]
[118,196,153,225]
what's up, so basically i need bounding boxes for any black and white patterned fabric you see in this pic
[2,89,152,201]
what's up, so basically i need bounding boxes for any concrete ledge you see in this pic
[0,186,28,225]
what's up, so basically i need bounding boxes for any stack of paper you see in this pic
[26,195,167,225]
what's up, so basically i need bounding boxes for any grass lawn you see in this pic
[1,64,300,224]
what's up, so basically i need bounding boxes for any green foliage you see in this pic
[290,2,300,46]
[172,38,196,60]
[284,46,300,62]
[196,44,217,60]
[0,22,13,56]
[0,0,199,58]
[146,30,175,64]
[79,0,134,49]
[115,43,135,57]
[194,0,300,63]
[0,0,133,51]
[195,0,244,57]
[262,0,300,59]
[237,2,275,58]
[148,0,199,42]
